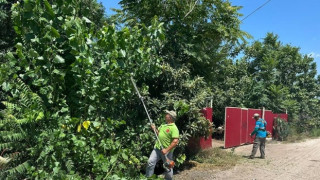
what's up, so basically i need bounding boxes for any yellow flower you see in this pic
[82,121,91,130]
[77,124,82,132]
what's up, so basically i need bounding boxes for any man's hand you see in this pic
[151,124,158,135]
[151,124,156,131]
[162,138,179,155]
[161,148,168,155]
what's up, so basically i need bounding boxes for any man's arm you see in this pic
[251,122,259,136]
[251,128,258,136]
[161,138,179,155]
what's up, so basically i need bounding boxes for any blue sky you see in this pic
[100,0,320,74]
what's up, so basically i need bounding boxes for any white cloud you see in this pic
[309,52,320,59]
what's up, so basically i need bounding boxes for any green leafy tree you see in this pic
[0,0,165,178]
[120,0,249,81]
[0,0,17,102]
[243,33,320,131]
[0,0,16,53]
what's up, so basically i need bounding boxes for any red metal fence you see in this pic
[224,107,288,148]
[188,107,213,151]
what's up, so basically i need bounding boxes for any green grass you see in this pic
[286,132,307,143]
[192,147,241,168]
[285,127,320,143]
[310,128,320,137]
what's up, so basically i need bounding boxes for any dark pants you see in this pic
[146,149,173,180]
[250,137,266,158]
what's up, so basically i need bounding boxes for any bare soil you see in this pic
[175,138,320,180]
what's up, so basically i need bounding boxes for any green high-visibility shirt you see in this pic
[155,123,179,152]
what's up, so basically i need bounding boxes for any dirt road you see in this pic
[175,138,320,180]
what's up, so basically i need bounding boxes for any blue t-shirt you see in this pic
[251,119,267,138]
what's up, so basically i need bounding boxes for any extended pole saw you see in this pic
[130,77,175,172]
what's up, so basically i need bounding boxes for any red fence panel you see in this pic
[276,114,288,122]
[240,108,248,144]
[224,107,288,148]
[199,108,213,149]
[187,107,213,152]
[264,110,273,133]
[224,107,242,148]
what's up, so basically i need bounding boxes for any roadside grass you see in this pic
[180,128,320,172]
[186,147,241,169]
[310,128,320,137]
[285,127,320,143]
[285,128,308,143]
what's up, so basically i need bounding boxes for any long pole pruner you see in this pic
[130,76,174,171]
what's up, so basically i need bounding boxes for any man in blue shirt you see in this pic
[249,113,267,159]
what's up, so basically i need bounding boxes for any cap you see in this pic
[165,110,177,119]
[253,113,260,117]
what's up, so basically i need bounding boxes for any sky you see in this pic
[100,0,320,74]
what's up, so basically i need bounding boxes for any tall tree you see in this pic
[119,0,249,81]
[244,33,320,129]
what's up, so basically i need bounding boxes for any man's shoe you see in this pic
[260,156,265,159]
[248,156,254,159]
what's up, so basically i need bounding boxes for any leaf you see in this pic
[121,153,128,160]
[82,121,91,130]
[54,55,65,63]
[120,49,126,57]
[51,27,60,38]
[88,57,94,64]
[59,132,66,138]
[110,156,117,164]
[53,167,59,174]
[82,17,92,23]
[6,52,15,61]
[53,69,61,74]
[15,43,23,50]
[44,0,55,17]
[77,124,82,132]
[29,49,39,58]
[36,112,44,121]
[93,122,101,129]
[1,82,11,92]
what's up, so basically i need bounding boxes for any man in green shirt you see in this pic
[146,110,179,180]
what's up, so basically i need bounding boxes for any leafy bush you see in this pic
[310,128,320,137]
[273,118,289,141]
[0,0,213,179]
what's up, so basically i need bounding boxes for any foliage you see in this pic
[212,33,320,129]
[118,0,250,162]
[273,118,289,141]
[0,0,16,54]
[0,0,165,178]
[243,33,320,130]
[0,78,44,179]
[211,58,253,124]
[0,0,319,179]
[0,0,17,102]
[119,0,250,81]
[0,0,215,178]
